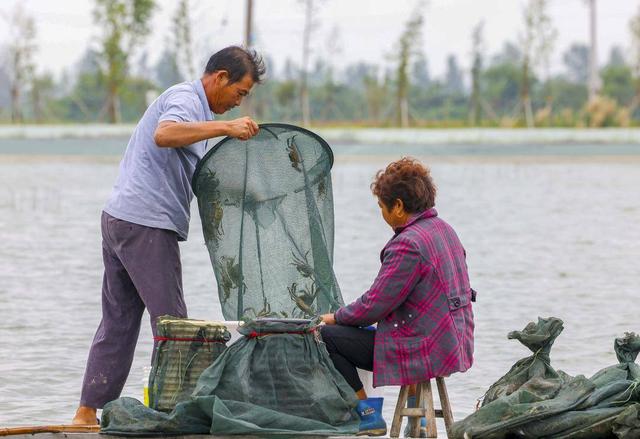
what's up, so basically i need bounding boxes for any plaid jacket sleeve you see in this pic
[335,236,424,327]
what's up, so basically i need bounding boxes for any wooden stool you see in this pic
[390,377,454,438]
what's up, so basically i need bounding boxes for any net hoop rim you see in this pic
[192,123,335,195]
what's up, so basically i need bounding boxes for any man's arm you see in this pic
[154,116,259,148]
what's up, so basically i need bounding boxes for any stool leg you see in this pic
[436,377,454,438]
[423,380,438,438]
[390,385,409,438]
[405,382,422,438]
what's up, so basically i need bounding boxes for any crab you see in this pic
[291,250,314,278]
[317,178,327,200]
[210,201,224,241]
[288,282,318,317]
[197,169,221,199]
[286,135,302,172]
[218,256,243,303]
[243,297,285,319]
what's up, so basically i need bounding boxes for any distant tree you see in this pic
[134,50,152,79]
[518,0,557,127]
[342,62,389,122]
[154,47,184,91]
[119,76,157,121]
[445,54,464,95]
[30,73,56,122]
[282,58,299,81]
[172,0,196,79]
[317,25,343,120]
[630,5,640,110]
[275,80,298,121]
[412,54,430,88]
[0,61,11,117]
[344,62,378,89]
[469,21,484,125]
[92,0,156,123]
[250,55,278,121]
[75,48,102,77]
[55,48,103,118]
[482,62,521,117]
[395,2,425,127]
[364,67,390,123]
[2,3,36,123]
[491,42,521,66]
[58,72,107,121]
[585,0,601,100]
[299,0,322,125]
[601,64,635,107]
[308,58,327,86]
[607,46,626,68]
[562,43,589,84]
[545,76,588,112]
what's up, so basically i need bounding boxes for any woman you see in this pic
[321,157,475,437]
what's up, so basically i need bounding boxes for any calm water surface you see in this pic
[1,144,639,430]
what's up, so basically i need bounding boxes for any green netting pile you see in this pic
[192,123,344,320]
[100,318,360,436]
[480,317,568,407]
[148,316,230,412]
[451,318,640,439]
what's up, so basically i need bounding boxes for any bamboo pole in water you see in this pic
[0,425,100,436]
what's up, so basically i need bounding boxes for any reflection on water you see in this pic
[1,152,639,430]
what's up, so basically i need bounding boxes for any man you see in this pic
[72,46,265,425]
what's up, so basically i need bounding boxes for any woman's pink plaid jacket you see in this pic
[335,208,475,387]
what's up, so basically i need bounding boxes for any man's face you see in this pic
[208,72,254,114]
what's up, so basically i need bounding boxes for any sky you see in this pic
[0,0,638,81]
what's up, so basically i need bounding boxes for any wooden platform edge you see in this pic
[0,434,439,439]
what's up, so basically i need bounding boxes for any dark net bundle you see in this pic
[101,318,360,436]
[511,332,640,439]
[192,124,344,320]
[481,316,568,407]
[191,318,360,435]
[450,322,640,439]
[148,316,230,412]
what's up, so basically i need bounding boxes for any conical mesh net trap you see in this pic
[193,124,344,320]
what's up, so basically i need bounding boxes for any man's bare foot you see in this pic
[72,406,98,425]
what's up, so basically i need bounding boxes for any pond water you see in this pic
[0,138,639,433]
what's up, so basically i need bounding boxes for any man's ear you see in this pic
[213,70,229,87]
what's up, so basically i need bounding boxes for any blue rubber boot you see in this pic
[356,397,387,436]
[403,396,427,438]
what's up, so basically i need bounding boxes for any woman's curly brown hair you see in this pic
[370,157,436,213]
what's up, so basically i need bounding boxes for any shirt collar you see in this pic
[193,79,213,121]
[394,208,438,233]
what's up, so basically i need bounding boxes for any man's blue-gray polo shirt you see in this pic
[104,80,213,241]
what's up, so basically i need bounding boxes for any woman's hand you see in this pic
[320,313,336,325]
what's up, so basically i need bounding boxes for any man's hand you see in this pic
[320,313,336,325]
[226,117,259,140]
[154,118,259,148]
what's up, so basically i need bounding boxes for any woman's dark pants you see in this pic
[79,212,187,409]
[320,325,375,392]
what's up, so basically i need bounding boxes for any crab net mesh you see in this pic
[192,123,344,320]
